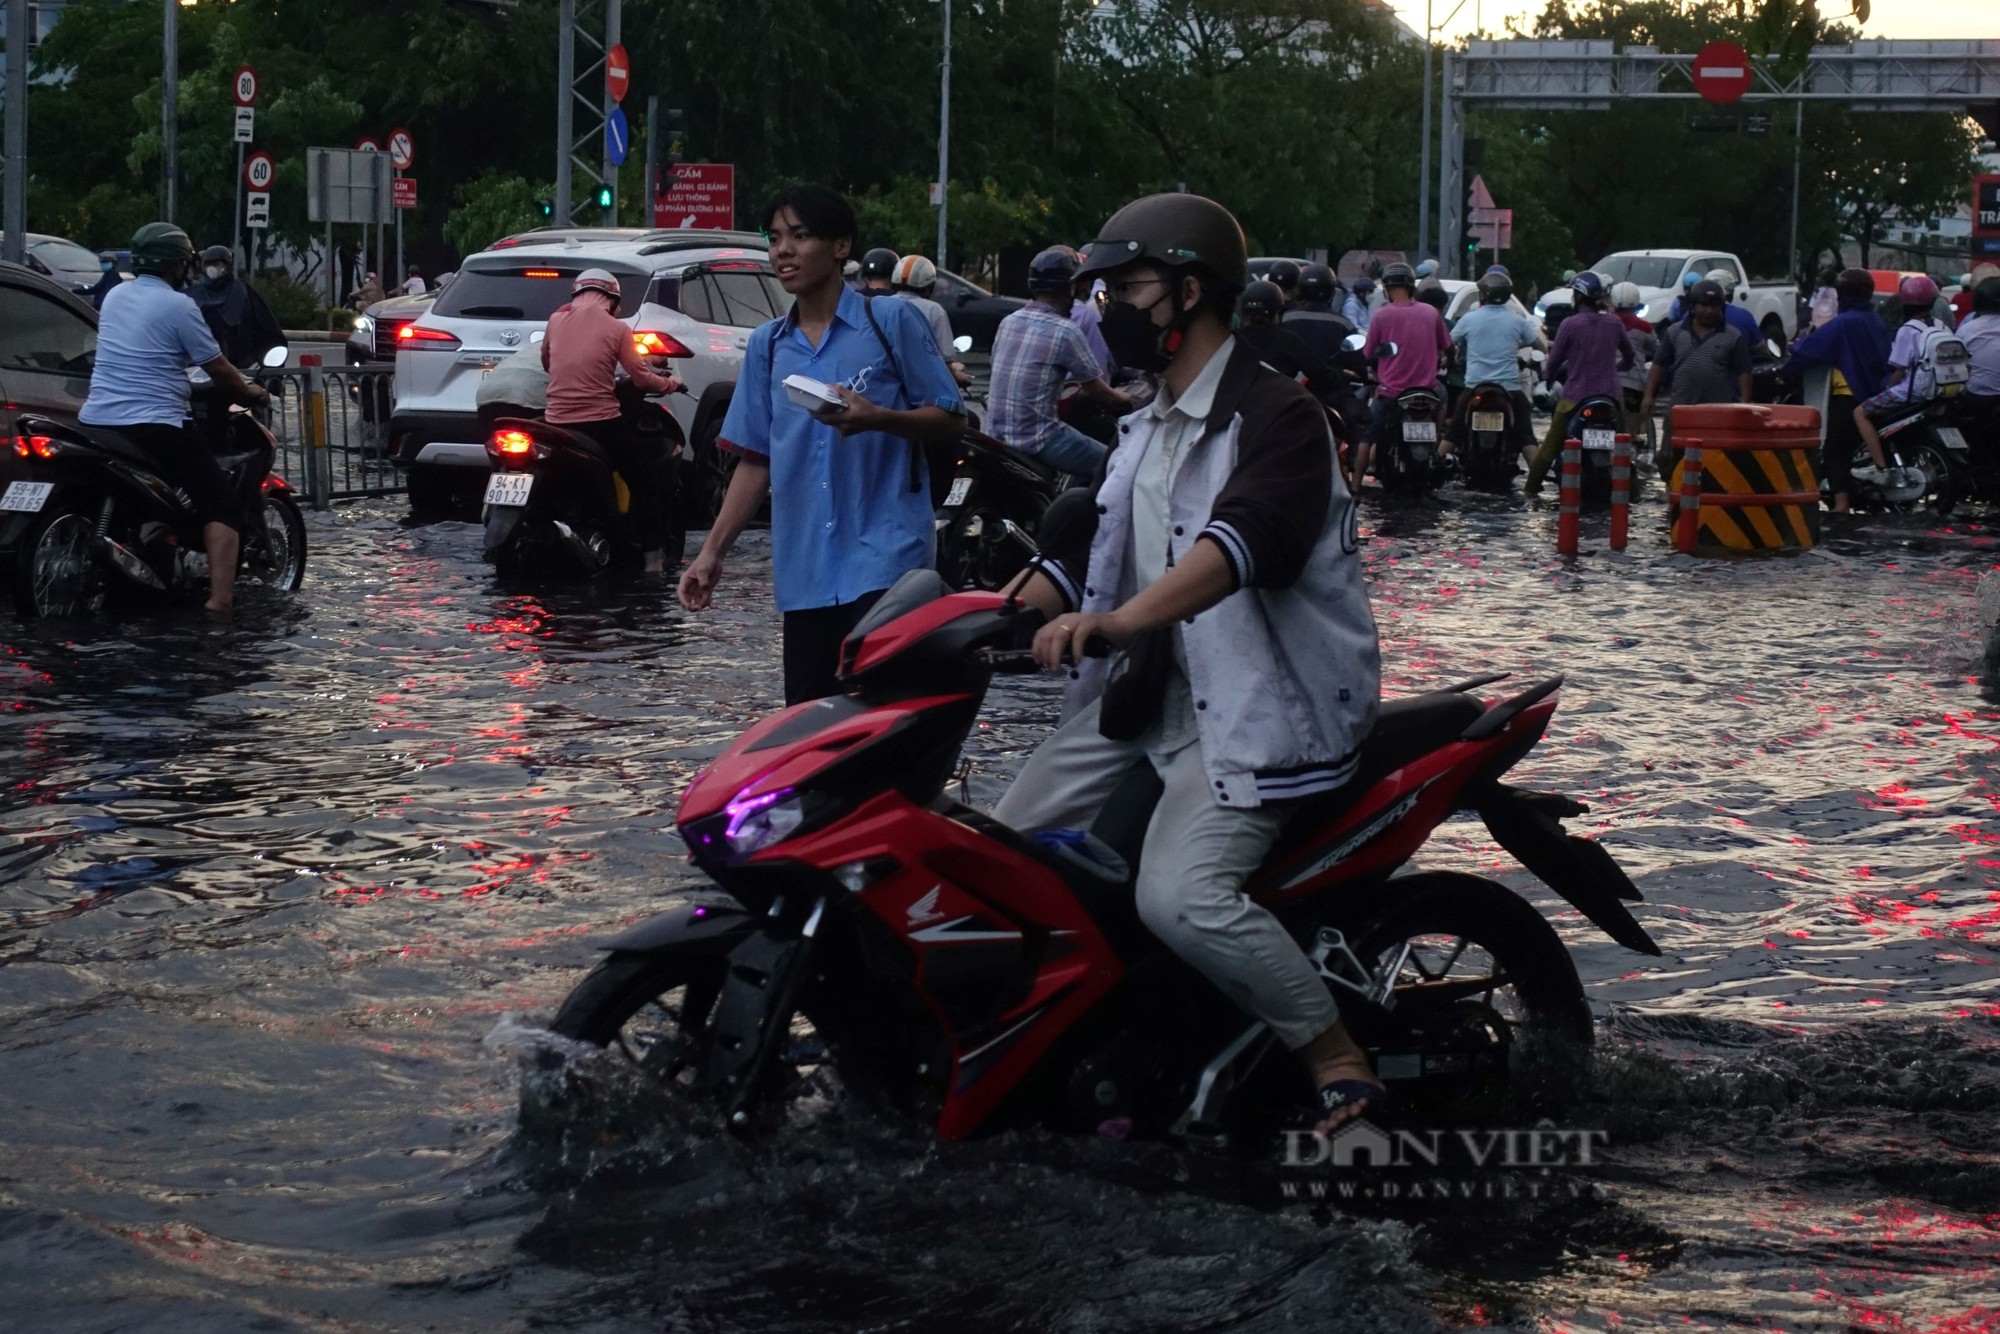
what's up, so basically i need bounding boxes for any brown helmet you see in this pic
[1076,192,1248,288]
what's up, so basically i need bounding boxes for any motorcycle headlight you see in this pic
[723,789,809,855]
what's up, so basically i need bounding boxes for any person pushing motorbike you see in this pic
[77,222,269,616]
[1524,272,1633,497]
[541,269,683,574]
[996,191,1388,1137]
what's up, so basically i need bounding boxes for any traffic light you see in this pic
[665,107,685,167]
[537,198,553,219]
[595,184,614,209]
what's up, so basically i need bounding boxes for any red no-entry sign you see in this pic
[606,44,630,103]
[1692,40,1752,105]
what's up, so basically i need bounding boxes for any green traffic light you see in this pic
[596,186,614,209]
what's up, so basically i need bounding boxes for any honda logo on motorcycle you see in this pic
[906,886,947,926]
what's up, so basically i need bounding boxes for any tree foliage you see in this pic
[2,0,1980,292]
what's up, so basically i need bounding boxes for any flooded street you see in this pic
[2,493,1997,1332]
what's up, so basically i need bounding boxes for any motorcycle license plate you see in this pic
[1471,411,1506,433]
[483,472,534,507]
[943,477,973,508]
[0,482,53,514]
[1936,426,1969,453]
[1402,420,1437,443]
[1582,428,1616,452]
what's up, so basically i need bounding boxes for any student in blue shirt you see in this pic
[678,185,966,704]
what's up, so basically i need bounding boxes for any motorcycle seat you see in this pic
[964,431,1062,483]
[1260,691,1486,867]
[1088,690,1487,881]
[80,426,159,468]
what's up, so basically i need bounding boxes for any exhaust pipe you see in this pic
[96,535,166,590]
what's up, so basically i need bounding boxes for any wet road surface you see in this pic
[2,492,1997,1332]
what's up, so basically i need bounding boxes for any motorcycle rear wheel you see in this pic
[244,494,308,591]
[12,501,112,620]
[1885,440,1959,517]
[1338,872,1592,1112]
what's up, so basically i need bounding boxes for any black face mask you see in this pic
[1098,285,1184,373]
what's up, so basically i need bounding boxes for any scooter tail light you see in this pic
[633,329,694,358]
[13,435,57,459]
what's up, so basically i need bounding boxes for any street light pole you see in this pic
[554,0,573,223]
[162,0,178,223]
[935,0,950,266]
[1416,0,1432,263]
[4,0,27,266]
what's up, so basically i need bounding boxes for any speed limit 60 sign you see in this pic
[233,66,258,107]
[244,150,276,192]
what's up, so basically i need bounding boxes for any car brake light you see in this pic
[633,330,693,358]
[492,429,535,456]
[397,324,461,350]
[522,269,563,279]
[12,435,55,459]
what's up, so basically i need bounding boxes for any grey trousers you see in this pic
[993,701,1341,1049]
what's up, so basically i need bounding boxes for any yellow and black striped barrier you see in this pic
[1669,404,1820,554]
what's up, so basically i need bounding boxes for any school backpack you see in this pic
[1904,321,1972,401]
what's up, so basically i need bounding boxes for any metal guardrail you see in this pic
[262,361,403,509]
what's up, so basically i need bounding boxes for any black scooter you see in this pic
[1566,394,1635,505]
[934,431,1079,592]
[1455,381,1520,492]
[1375,386,1447,497]
[2,348,306,619]
[480,384,687,578]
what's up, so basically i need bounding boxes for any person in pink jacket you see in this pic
[542,269,683,572]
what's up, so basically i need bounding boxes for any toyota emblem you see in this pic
[498,329,521,347]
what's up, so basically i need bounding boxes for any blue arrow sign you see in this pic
[606,107,630,167]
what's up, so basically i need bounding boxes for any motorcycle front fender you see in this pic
[597,895,758,955]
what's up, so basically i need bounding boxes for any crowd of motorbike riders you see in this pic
[960,250,2000,522]
[42,213,2000,624]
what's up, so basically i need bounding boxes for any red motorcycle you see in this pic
[548,573,1661,1142]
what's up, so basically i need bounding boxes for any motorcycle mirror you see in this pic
[187,366,213,386]
[1342,333,1365,352]
[1765,338,1783,359]
[953,335,974,354]
[260,346,289,370]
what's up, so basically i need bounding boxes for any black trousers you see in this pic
[1821,393,1861,498]
[782,590,884,706]
[123,422,242,533]
[562,414,664,552]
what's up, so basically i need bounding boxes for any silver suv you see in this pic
[390,230,787,515]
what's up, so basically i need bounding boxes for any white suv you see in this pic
[390,230,787,516]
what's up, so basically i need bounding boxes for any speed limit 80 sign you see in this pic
[244,151,276,192]
[233,65,258,107]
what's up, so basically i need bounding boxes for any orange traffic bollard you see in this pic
[1666,405,1821,554]
[1609,432,1631,552]
[1557,437,1581,555]
[1674,438,1704,554]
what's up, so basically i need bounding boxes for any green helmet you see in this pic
[130,222,195,273]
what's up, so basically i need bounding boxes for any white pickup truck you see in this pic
[1536,249,1799,344]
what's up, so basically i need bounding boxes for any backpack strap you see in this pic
[861,293,923,493]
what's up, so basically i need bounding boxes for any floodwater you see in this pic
[1,490,1996,1333]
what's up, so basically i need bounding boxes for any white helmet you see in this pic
[1703,267,1736,295]
[892,254,937,292]
[572,268,621,308]
[1611,281,1643,311]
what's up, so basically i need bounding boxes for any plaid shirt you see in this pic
[987,303,1106,453]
